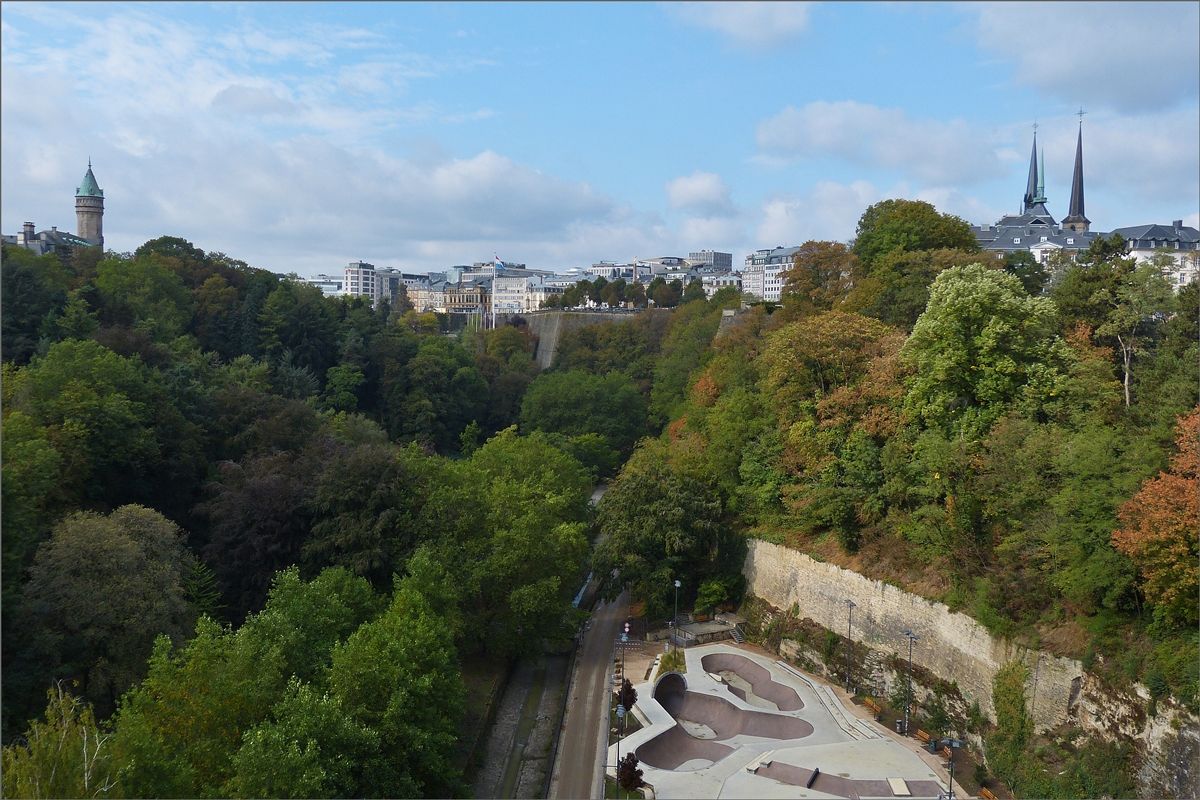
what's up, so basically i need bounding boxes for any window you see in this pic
[1041,236,1048,242]
[1013,238,1021,244]
[1066,238,1074,245]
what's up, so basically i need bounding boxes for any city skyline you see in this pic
[2,1,1197,275]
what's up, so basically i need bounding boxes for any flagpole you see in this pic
[492,254,497,330]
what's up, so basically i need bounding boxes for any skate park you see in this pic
[608,643,956,799]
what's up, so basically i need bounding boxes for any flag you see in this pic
[494,254,503,270]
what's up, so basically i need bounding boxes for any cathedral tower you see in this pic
[1062,123,1090,233]
[75,161,104,249]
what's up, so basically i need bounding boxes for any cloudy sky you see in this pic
[2,2,1197,275]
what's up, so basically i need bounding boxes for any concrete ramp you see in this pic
[635,724,734,771]
[700,652,804,711]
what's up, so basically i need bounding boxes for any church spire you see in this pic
[1023,127,1039,213]
[1063,118,1090,233]
[1034,146,1047,205]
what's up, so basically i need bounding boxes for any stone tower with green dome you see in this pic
[75,161,104,249]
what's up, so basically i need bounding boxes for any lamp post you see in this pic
[902,631,920,736]
[844,600,856,694]
[673,580,681,654]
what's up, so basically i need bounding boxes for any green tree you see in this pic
[17,506,195,716]
[1,246,71,364]
[1002,250,1048,296]
[902,264,1073,438]
[323,363,365,412]
[1094,260,1176,407]
[111,618,286,799]
[258,280,339,377]
[328,585,464,798]
[850,199,978,268]
[1,685,119,799]
[855,248,995,331]
[94,254,193,341]
[593,443,734,619]
[231,678,379,799]
[682,277,706,305]
[521,369,648,455]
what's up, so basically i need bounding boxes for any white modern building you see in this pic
[741,246,800,302]
[306,274,344,297]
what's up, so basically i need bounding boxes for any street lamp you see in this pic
[673,580,681,654]
[902,631,920,736]
[844,600,856,694]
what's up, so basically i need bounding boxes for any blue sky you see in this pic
[3,1,1197,275]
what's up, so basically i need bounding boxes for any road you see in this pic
[550,589,629,800]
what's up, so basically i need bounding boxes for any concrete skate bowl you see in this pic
[700,653,803,711]
[636,673,813,771]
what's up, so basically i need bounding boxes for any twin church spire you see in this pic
[1020,118,1089,233]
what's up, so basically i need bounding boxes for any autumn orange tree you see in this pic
[1111,407,1199,627]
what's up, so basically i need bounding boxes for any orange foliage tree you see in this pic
[1111,407,1199,627]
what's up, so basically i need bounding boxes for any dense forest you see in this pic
[2,198,1196,799]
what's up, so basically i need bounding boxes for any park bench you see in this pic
[979,786,997,800]
[863,697,882,714]
[915,729,931,744]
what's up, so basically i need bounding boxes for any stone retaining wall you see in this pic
[743,539,1082,731]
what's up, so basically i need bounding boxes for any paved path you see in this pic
[550,590,629,800]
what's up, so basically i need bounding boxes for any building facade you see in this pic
[741,246,800,301]
[688,250,733,270]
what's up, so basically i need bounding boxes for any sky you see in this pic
[2,1,1198,276]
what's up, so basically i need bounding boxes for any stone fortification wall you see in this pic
[523,311,637,369]
[743,539,1200,798]
[743,539,1082,731]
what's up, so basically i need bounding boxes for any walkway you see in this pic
[549,590,629,800]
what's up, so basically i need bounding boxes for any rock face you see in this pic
[742,539,1200,798]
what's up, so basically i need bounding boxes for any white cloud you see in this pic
[972,2,1200,113]
[665,170,733,212]
[667,2,813,49]
[756,101,1005,185]
[756,180,883,246]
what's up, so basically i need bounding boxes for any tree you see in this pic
[1112,408,1199,628]
[258,280,339,377]
[616,677,638,713]
[110,618,286,799]
[618,752,645,792]
[1,685,119,799]
[199,447,324,621]
[593,443,733,618]
[1,246,70,364]
[327,585,464,798]
[1094,260,1176,407]
[304,443,432,587]
[902,264,1072,438]
[855,248,998,331]
[94,253,193,341]
[781,240,858,312]
[851,199,978,268]
[18,506,195,717]
[521,369,648,456]
[1003,250,1048,296]
[323,363,365,412]
[682,277,706,305]
[243,567,383,685]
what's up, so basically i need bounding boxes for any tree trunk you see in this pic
[1118,334,1132,407]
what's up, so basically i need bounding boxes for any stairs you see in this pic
[730,627,746,644]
